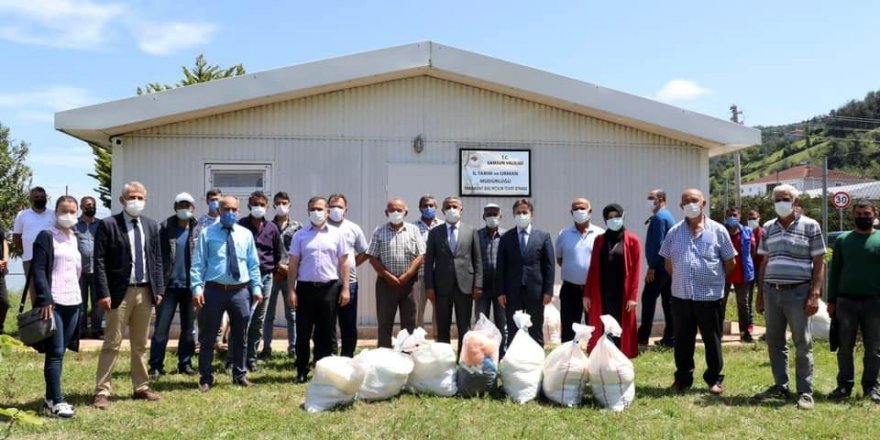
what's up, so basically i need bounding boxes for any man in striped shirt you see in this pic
[754,184,825,410]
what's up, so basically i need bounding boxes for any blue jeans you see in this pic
[44,305,80,403]
[835,296,880,393]
[246,273,274,362]
[764,283,814,394]
[199,285,251,384]
[149,287,195,371]
[261,277,296,355]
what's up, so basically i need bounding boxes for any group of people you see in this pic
[7,179,880,419]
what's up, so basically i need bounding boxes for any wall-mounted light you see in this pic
[413,134,424,154]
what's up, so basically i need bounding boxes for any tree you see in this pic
[90,55,246,208]
[0,122,33,232]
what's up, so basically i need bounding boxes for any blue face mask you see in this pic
[220,211,237,227]
[421,207,436,219]
[725,216,739,228]
[208,200,220,213]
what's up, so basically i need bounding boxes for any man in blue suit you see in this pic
[495,198,556,347]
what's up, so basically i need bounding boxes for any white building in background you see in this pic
[804,181,880,200]
[740,164,872,197]
[55,42,759,326]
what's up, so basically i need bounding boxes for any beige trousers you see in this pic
[94,286,153,396]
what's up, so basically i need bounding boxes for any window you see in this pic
[204,163,271,197]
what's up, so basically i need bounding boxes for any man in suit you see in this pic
[496,198,556,347]
[93,181,165,409]
[424,196,483,353]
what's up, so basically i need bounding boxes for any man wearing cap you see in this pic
[477,203,507,351]
[148,193,198,379]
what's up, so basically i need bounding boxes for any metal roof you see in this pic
[55,41,760,155]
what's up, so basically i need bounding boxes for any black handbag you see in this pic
[17,263,56,347]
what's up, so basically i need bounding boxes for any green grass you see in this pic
[1,336,878,439]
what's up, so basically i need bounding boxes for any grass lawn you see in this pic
[3,293,877,439]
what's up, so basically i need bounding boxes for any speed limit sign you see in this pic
[832,191,852,210]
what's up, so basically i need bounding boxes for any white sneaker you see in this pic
[43,400,75,418]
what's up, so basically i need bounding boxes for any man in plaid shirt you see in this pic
[368,198,426,348]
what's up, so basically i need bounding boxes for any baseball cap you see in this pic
[174,192,195,204]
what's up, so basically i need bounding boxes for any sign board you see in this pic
[832,191,852,210]
[459,148,531,197]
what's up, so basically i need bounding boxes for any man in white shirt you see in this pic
[13,187,56,299]
[555,198,604,342]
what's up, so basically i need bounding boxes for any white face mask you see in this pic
[56,213,77,229]
[515,213,531,229]
[648,200,657,212]
[606,217,624,232]
[309,210,326,226]
[329,207,345,222]
[444,208,461,224]
[176,209,193,220]
[275,204,290,216]
[774,201,794,218]
[250,206,267,219]
[683,202,702,219]
[125,199,145,217]
[572,209,590,224]
[748,219,760,229]
[484,216,500,229]
[388,211,405,225]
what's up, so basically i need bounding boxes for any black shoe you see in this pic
[655,340,674,349]
[753,384,790,401]
[868,388,880,404]
[257,351,271,361]
[741,332,755,343]
[295,373,309,384]
[669,381,691,394]
[247,361,260,372]
[233,377,254,387]
[224,362,233,374]
[828,387,851,401]
[177,365,198,376]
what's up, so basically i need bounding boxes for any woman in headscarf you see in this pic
[583,203,643,358]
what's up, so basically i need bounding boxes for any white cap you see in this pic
[174,192,195,204]
[483,203,501,210]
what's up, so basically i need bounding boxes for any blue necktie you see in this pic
[131,219,144,282]
[519,229,527,256]
[449,225,458,253]
[225,227,241,280]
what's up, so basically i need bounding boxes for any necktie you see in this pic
[449,225,458,253]
[520,229,527,256]
[131,218,144,282]
[225,227,241,280]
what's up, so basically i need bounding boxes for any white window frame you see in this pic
[204,163,272,198]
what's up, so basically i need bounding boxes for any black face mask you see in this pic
[33,199,47,210]
[854,217,874,231]
[83,208,97,217]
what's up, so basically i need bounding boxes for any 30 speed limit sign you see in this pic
[832,191,852,210]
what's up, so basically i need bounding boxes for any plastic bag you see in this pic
[457,313,503,397]
[354,348,414,401]
[811,299,831,340]
[499,311,545,403]
[543,303,562,347]
[304,356,366,412]
[406,342,458,396]
[393,328,428,354]
[589,315,635,411]
[543,323,595,407]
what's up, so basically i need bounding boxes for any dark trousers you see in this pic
[671,297,724,387]
[316,282,360,358]
[199,285,251,385]
[376,277,416,348]
[0,275,8,333]
[505,287,545,349]
[836,296,880,394]
[559,281,585,343]
[638,269,674,344]
[44,305,80,403]
[79,273,102,333]
[475,286,507,355]
[295,281,340,374]
[149,287,195,371]
[435,288,474,354]
[723,282,754,334]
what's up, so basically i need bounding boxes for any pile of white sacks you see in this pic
[304,312,635,412]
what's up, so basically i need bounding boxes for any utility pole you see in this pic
[730,105,744,208]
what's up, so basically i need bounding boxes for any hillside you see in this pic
[710,90,880,195]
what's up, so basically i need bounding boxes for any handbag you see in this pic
[17,262,56,347]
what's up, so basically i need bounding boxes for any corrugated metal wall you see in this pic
[119,76,708,325]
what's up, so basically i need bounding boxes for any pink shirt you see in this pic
[289,223,347,282]
[50,227,82,306]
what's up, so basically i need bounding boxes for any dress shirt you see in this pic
[555,223,604,284]
[289,223,347,283]
[367,222,426,277]
[49,227,82,306]
[238,216,282,273]
[659,216,737,301]
[190,222,263,297]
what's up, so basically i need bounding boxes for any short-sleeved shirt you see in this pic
[289,223,347,283]
[555,224,604,285]
[659,217,738,301]
[13,208,56,261]
[74,218,99,274]
[49,227,82,306]
[330,219,368,284]
[757,215,825,284]
[367,222,425,277]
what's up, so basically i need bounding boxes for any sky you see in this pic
[0,1,878,216]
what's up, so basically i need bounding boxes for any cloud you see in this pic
[654,79,712,102]
[133,21,217,56]
[0,86,101,125]
[0,0,216,55]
